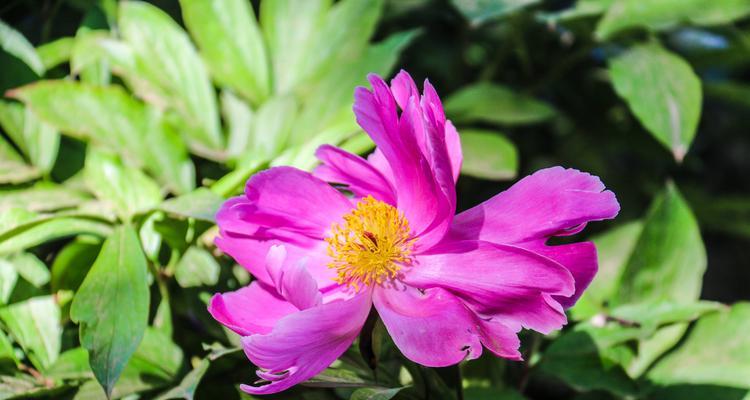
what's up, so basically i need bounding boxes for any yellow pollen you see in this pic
[326,195,415,291]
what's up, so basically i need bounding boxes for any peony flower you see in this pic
[209,70,620,394]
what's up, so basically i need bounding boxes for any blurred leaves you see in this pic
[444,82,555,126]
[458,129,518,180]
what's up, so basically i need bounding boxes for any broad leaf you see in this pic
[350,387,406,400]
[458,129,518,180]
[158,188,224,222]
[0,20,44,75]
[596,0,750,40]
[70,225,149,398]
[614,184,706,306]
[36,36,73,71]
[0,295,61,371]
[451,0,541,25]
[9,80,195,194]
[84,149,162,222]
[118,1,223,154]
[609,42,701,161]
[0,100,59,174]
[0,183,90,214]
[647,302,750,389]
[174,246,220,288]
[444,83,555,126]
[50,237,101,293]
[155,358,210,400]
[180,0,270,105]
[571,220,644,320]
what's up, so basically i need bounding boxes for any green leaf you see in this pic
[289,29,417,143]
[458,129,518,180]
[8,252,50,288]
[614,184,706,306]
[451,0,541,25]
[247,95,297,161]
[0,100,59,174]
[647,302,750,389]
[0,183,90,214]
[84,149,163,222]
[221,90,254,160]
[463,387,526,400]
[180,0,270,105]
[0,260,17,305]
[571,220,644,320]
[350,387,405,400]
[118,1,223,153]
[46,347,93,380]
[70,225,150,398]
[609,42,702,161]
[9,80,195,194]
[0,136,40,184]
[596,0,750,40]
[261,0,383,94]
[0,20,44,76]
[0,213,111,255]
[72,329,183,399]
[36,37,74,71]
[0,295,61,371]
[50,237,101,293]
[174,246,220,288]
[155,358,210,400]
[0,329,17,365]
[158,188,224,222]
[444,83,555,126]
[538,323,639,396]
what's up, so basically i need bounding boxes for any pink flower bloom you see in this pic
[210,71,620,394]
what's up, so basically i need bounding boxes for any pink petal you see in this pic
[208,282,298,336]
[243,166,352,238]
[478,319,522,361]
[264,245,322,310]
[313,144,396,204]
[445,120,462,182]
[449,167,620,244]
[373,285,483,367]
[522,241,598,309]
[406,240,574,334]
[354,75,452,248]
[240,290,371,394]
[215,167,349,288]
[390,69,419,110]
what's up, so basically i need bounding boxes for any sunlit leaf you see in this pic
[181,0,270,105]
[0,20,44,75]
[174,246,220,288]
[0,295,61,371]
[647,302,750,389]
[609,42,702,161]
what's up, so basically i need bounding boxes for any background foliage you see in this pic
[1,0,750,399]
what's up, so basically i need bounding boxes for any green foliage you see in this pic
[0,0,748,399]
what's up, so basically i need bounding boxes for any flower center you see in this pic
[326,195,415,291]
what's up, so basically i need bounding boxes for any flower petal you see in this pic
[406,240,574,334]
[264,245,322,310]
[354,75,452,248]
[314,144,396,204]
[215,166,349,287]
[449,167,620,244]
[208,282,298,336]
[240,290,371,394]
[373,285,483,367]
[243,166,353,238]
[522,241,598,309]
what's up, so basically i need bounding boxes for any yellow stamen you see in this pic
[326,196,415,291]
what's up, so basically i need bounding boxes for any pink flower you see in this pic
[209,71,620,394]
